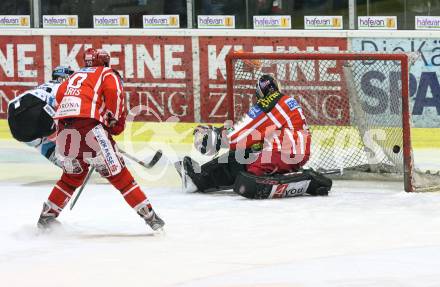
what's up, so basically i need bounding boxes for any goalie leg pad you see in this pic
[233,169,332,199]
[184,151,245,192]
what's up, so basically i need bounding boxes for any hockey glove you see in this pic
[107,111,126,136]
[193,125,224,156]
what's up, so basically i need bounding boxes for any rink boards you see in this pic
[0,29,439,128]
[0,119,438,148]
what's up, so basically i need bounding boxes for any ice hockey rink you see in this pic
[1,131,440,287]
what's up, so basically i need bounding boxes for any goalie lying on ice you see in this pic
[176,74,332,199]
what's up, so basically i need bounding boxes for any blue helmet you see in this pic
[256,74,279,100]
[52,66,74,82]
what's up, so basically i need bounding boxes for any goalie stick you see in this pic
[69,149,163,210]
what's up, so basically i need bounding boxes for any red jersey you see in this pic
[54,66,125,129]
[227,92,310,159]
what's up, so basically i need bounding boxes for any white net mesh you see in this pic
[228,52,440,192]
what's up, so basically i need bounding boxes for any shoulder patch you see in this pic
[79,67,97,73]
[247,105,263,119]
[285,97,299,111]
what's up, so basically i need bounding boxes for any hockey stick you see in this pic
[69,150,162,210]
[119,149,163,169]
[303,169,343,176]
[69,167,95,210]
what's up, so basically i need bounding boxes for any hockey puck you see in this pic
[393,145,401,154]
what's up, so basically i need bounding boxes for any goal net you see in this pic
[225,51,440,192]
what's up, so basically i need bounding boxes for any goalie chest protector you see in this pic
[8,93,55,142]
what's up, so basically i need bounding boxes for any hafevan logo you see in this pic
[143,15,180,29]
[304,16,343,30]
[93,15,129,28]
[143,15,179,28]
[253,15,291,29]
[415,16,440,30]
[0,15,30,28]
[43,15,78,28]
[358,16,396,30]
[198,15,235,29]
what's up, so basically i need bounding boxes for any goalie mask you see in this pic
[256,74,279,100]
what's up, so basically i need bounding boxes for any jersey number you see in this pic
[67,73,88,89]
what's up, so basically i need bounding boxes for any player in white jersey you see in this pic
[7,66,74,166]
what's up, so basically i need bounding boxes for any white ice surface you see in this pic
[1,140,440,287]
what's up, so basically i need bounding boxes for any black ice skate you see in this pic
[311,187,329,196]
[37,202,61,229]
[303,169,331,196]
[138,206,165,231]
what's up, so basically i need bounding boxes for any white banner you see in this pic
[197,15,235,29]
[358,16,397,30]
[253,15,291,29]
[43,15,78,29]
[93,15,129,29]
[415,16,440,30]
[0,15,30,28]
[143,15,179,28]
[304,16,343,30]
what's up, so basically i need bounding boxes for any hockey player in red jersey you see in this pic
[227,74,311,175]
[37,48,164,230]
[177,74,331,199]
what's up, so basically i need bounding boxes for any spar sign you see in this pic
[198,37,348,123]
[352,38,440,127]
[0,36,45,115]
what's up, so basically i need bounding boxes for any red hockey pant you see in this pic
[46,118,151,215]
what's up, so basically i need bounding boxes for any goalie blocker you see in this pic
[177,152,332,199]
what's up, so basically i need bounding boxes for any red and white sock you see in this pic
[108,167,152,211]
[47,180,76,214]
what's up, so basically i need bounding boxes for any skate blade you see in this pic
[153,227,165,236]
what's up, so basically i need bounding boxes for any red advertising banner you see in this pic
[198,37,348,124]
[51,36,194,122]
[0,34,348,124]
[0,36,44,115]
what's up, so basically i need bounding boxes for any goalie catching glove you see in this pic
[193,125,224,156]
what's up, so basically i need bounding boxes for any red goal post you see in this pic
[225,51,432,193]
